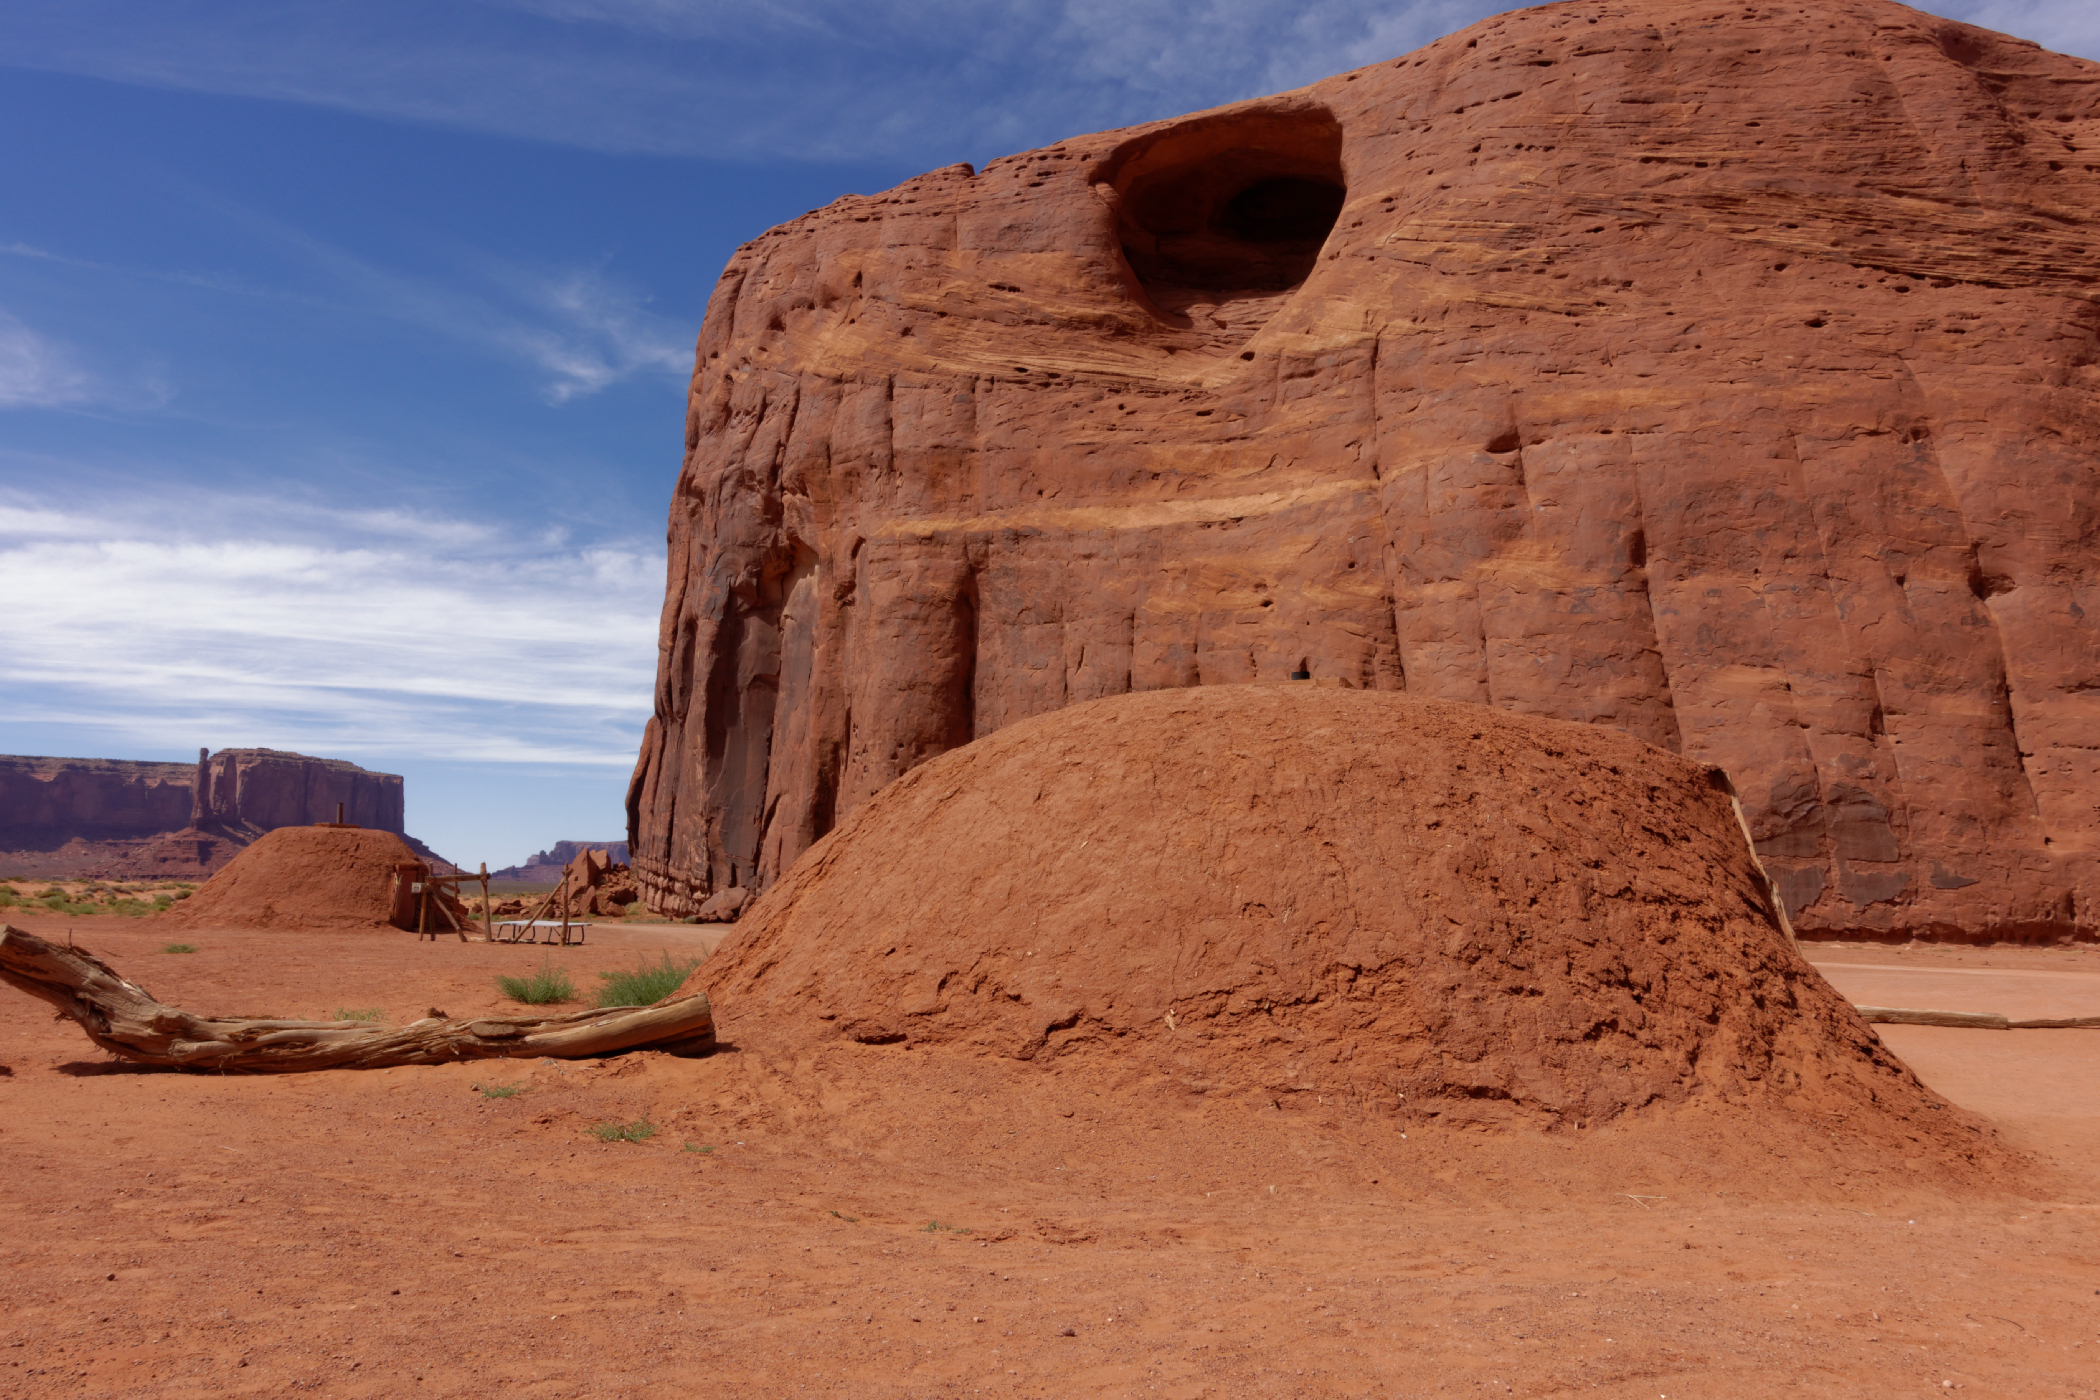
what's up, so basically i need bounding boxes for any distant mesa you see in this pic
[491,839,629,882]
[630,0,2100,942]
[0,747,443,879]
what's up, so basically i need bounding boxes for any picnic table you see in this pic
[490,919,592,946]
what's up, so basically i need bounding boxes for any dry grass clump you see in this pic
[496,961,577,1005]
[593,951,702,1008]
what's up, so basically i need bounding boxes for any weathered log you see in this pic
[1856,1005,2100,1030]
[1855,1006,2010,1029]
[0,924,714,1072]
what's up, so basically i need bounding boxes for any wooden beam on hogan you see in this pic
[0,924,713,1071]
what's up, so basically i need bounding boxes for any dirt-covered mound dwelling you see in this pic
[156,826,464,933]
[686,685,1992,1165]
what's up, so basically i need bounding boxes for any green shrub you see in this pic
[495,961,577,1005]
[592,1120,656,1144]
[333,1007,384,1023]
[160,943,198,954]
[35,887,64,900]
[593,951,702,1008]
[476,1083,524,1099]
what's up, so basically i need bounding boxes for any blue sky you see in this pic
[1,0,2093,866]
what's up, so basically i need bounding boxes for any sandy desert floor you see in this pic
[1,915,2096,1399]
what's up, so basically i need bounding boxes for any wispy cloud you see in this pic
[4,1,2089,166]
[3,215,693,405]
[0,310,93,409]
[0,484,662,766]
[508,268,693,403]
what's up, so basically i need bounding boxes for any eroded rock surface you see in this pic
[629,0,2100,939]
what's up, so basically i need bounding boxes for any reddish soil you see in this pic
[1,910,2095,1398]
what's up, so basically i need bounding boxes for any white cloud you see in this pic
[2,215,692,405]
[8,0,2080,168]
[0,1,1526,162]
[209,211,694,401]
[0,311,93,409]
[5,0,2093,169]
[0,486,663,766]
[510,268,694,403]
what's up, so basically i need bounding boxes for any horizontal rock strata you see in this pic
[1,749,409,878]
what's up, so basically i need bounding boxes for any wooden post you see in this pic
[479,863,492,941]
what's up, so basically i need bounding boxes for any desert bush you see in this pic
[591,1120,656,1144]
[593,951,702,1008]
[333,1007,384,1023]
[35,887,65,900]
[495,961,577,1005]
[161,944,198,954]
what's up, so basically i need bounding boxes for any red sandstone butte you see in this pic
[627,0,2100,940]
[0,748,409,878]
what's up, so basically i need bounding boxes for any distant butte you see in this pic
[627,0,2100,941]
[0,748,433,878]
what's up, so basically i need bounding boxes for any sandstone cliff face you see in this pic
[629,0,2100,940]
[192,749,404,834]
[0,749,407,877]
[0,757,195,844]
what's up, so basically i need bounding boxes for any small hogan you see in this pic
[156,826,462,933]
[688,685,1985,1157]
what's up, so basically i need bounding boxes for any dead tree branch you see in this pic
[0,924,713,1071]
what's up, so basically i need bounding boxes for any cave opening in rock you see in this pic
[1099,106,1345,333]
[1214,177,1347,245]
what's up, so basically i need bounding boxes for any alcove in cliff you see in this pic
[1098,106,1344,342]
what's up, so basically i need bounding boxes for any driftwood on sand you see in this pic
[0,924,714,1072]
[1855,1005,2100,1030]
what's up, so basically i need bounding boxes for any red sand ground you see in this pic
[1,911,2096,1399]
